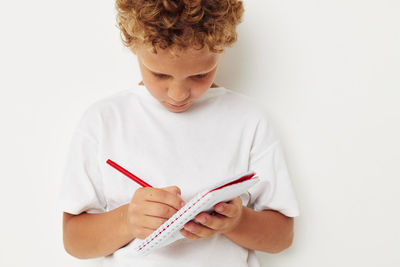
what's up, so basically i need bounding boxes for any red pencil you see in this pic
[106,159,153,187]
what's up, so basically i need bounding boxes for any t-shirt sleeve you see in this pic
[57,107,107,215]
[247,113,299,217]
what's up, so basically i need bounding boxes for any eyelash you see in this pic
[153,73,208,79]
[153,73,168,79]
[194,73,208,79]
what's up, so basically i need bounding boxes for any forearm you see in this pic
[224,207,294,253]
[63,204,134,259]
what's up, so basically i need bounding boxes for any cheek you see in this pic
[190,81,214,98]
[197,73,217,90]
[143,79,166,98]
[141,68,165,89]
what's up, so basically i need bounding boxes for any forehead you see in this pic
[137,46,220,74]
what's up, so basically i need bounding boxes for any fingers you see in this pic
[141,201,180,219]
[193,212,226,231]
[180,228,200,240]
[131,191,243,241]
[127,186,185,240]
[136,187,185,211]
[135,227,154,240]
[214,197,242,218]
[163,186,181,197]
[182,221,215,239]
[181,213,229,239]
[135,214,168,231]
[184,197,244,236]
[126,211,159,239]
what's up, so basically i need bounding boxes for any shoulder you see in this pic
[219,87,278,143]
[74,88,136,140]
[218,87,272,123]
[85,88,136,113]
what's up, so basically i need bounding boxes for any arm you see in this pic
[224,206,294,253]
[63,204,133,259]
[63,186,184,259]
[181,197,294,253]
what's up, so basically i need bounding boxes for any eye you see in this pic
[192,73,208,79]
[153,73,169,79]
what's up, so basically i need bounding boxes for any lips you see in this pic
[168,102,189,108]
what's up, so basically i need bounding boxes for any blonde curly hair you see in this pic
[115,0,244,55]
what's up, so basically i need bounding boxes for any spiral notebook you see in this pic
[131,170,260,255]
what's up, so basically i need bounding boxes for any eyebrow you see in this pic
[145,63,217,77]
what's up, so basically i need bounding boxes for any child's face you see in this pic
[132,45,222,113]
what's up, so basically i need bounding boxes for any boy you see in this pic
[59,0,299,266]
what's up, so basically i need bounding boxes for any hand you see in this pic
[126,186,185,239]
[180,196,243,240]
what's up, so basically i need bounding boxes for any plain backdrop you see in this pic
[0,0,399,266]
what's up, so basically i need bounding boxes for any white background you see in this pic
[0,0,399,266]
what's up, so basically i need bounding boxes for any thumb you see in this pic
[162,186,182,197]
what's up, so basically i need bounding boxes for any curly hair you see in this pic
[115,0,244,55]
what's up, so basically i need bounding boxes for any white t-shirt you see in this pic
[58,85,299,267]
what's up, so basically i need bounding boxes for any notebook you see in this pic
[132,170,259,255]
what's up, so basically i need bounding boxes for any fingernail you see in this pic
[216,205,224,212]
[180,229,189,237]
[185,225,194,232]
[196,216,206,224]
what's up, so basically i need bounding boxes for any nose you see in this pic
[167,84,190,103]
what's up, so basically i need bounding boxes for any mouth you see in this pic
[168,102,190,108]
